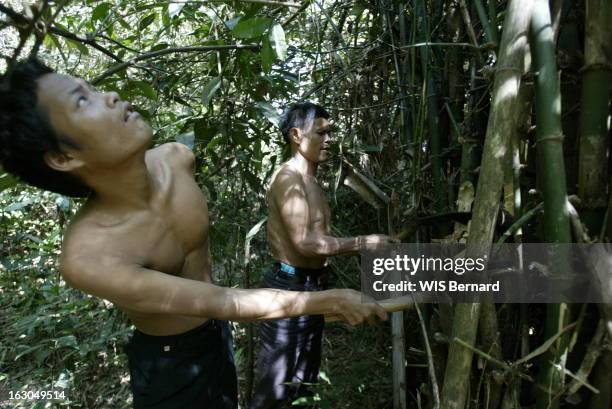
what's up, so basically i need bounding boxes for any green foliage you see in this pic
[1,0,604,408]
[231,17,273,39]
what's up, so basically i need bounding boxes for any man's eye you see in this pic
[77,96,87,107]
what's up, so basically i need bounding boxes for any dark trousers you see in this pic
[250,265,326,409]
[125,320,237,409]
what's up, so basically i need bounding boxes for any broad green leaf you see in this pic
[129,81,157,100]
[224,17,241,30]
[231,17,272,39]
[92,3,112,23]
[260,37,274,74]
[168,3,184,18]
[139,13,156,31]
[232,132,249,148]
[201,77,222,105]
[176,132,195,150]
[269,23,287,60]
[254,101,280,126]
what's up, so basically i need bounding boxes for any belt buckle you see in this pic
[279,262,296,276]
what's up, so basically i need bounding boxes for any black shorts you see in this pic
[250,263,327,409]
[125,320,237,409]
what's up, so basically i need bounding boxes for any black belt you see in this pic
[272,262,328,285]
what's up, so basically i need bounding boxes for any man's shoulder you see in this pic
[147,142,195,171]
[271,163,303,186]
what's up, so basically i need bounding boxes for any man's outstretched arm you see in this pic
[272,171,395,257]
[60,256,386,325]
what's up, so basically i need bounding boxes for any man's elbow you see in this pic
[294,240,326,258]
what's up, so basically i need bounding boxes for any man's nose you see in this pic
[105,91,120,107]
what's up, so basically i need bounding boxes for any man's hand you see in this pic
[359,234,399,251]
[325,289,388,325]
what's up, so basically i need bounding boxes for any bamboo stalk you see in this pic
[388,197,407,409]
[577,0,612,209]
[416,0,445,213]
[473,0,498,45]
[440,1,534,408]
[530,1,573,408]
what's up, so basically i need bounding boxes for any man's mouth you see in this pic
[123,103,137,122]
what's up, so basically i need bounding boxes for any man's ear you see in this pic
[44,150,84,172]
[289,127,301,145]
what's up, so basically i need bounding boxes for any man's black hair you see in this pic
[0,58,91,198]
[280,101,330,144]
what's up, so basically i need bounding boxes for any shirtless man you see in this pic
[0,60,387,409]
[250,102,396,409]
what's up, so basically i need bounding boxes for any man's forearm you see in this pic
[296,235,361,257]
[217,286,342,322]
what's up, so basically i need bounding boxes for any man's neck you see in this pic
[80,153,154,212]
[288,152,318,178]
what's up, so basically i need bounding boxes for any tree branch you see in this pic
[282,0,311,27]
[92,44,259,84]
[48,26,122,62]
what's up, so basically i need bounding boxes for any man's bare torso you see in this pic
[62,143,210,335]
[267,163,331,269]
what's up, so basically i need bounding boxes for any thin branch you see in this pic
[96,34,139,53]
[6,2,46,69]
[28,0,53,58]
[414,298,440,409]
[458,0,484,65]
[47,26,122,61]
[282,0,311,27]
[92,44,259,84]
[0,4,28,25]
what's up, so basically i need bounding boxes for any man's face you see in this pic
[296,117,332,163]
[36,73,152,170]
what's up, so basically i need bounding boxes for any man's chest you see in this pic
[303,181,331,229]
[108,175,209,275]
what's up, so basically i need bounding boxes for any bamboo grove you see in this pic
[0,0,611,408]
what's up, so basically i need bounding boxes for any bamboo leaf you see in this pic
[514,322,577,365]
[139,13,156,31]
[244,217,267,265]
[64,39,89,55]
